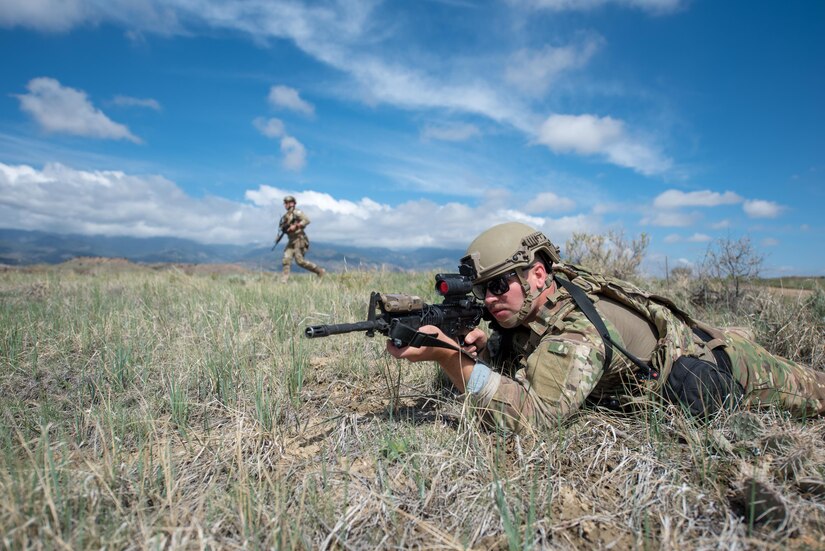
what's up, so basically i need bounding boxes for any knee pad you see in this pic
[663,356,743,419]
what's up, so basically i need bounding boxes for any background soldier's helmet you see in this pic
[283,195,296,203]
[460,222,561,283]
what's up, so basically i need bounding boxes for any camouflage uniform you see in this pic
[723,330,825,418]
[471,264,825,434]
[280,207,324,282]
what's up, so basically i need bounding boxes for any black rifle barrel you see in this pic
[304,320,381,338]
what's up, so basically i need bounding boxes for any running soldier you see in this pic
[277,195,325,283]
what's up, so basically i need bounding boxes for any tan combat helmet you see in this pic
[460,222,560,282]
[460,222,561,327]
[283,195,296,203]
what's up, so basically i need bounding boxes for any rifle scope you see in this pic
[434,273,473,297]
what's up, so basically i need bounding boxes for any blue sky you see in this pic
[0,0,823,276]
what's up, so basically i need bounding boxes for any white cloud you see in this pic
[246,185,384,219]
[524,191,576,214]
[280,136,307,171]
[537,114,671,175]
[421,122,481,142]
[653,189,742,209]
[16,77,141,143]
[0,162,268,243]
[245,183,583,248]
[539,114,622,155]
[743,199,784,218]
[762,237,780,247]
[112,95,161,111]
[268,85,315,116]
[1,162,601,250]
[253,117,306,171]
[253,117,286,138]
[504,36,603,96]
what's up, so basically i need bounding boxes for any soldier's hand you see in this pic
[461,328,488,358]
[385,325,456,363]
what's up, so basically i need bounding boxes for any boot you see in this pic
[281,264,290,283]
[316,268,326,278]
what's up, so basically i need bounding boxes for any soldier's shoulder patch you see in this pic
[546,341,569,356]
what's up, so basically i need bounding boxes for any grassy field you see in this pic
[1,260,824,549]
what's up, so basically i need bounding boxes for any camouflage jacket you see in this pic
[472,264,716,434]
[279,208,311,241]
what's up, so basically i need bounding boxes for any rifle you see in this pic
[305,273,486,351]
[271,215,290,250]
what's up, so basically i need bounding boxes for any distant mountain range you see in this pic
[0,228,465,273]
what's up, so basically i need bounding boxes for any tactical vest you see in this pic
[521,264,718,391]
[282,210,309,240]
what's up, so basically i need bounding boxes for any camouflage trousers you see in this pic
[724,330,825,417]
[282,237,323,279]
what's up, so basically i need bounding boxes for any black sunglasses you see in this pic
[472,270,519,299]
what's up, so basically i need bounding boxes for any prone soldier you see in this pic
[387,222,825,434]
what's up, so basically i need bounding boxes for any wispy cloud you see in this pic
[112,95,162,111]
[420,122,481,142]
[510,0,683,14]
[653,189,742,208]
[2,1,678,176]
[0,0,89,32]
[504,36,603,96]
[15,77,141,143]
[0,0,183,34]
[268,85,315,116]
[536,114,671,175]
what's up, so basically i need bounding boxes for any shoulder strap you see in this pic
[554,275,658,380]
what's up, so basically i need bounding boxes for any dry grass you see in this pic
[1,262,824,549]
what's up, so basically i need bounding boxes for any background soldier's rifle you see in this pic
[305,274,486,351]
[271,215,290,250]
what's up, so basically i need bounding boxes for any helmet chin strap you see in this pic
[497,268,549,328]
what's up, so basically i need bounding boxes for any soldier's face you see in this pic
[483,264,545,324]
[483,271,526,324]
[284,201,295,210]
